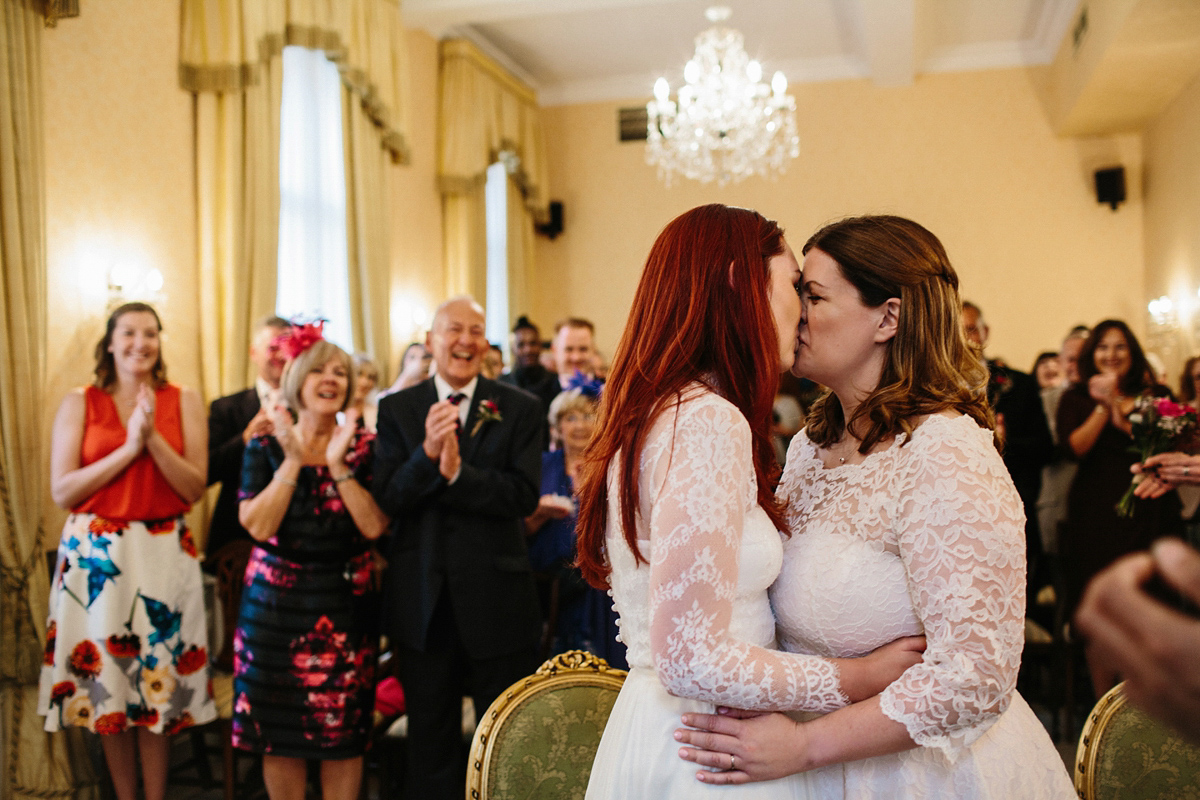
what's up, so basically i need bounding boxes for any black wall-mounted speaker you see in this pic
[1094,167,1125,211]
[537,201,564,239]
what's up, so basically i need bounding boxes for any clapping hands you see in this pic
[123,384,156,452]
[327,408,360,469]
[422,399,462,480]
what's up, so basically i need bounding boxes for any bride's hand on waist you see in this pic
[675,710,808,784]
[835,636,926,702]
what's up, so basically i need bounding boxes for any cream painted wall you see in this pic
[533,68,1146,375]
[1144,69,1200,384]
[41,1,196,534]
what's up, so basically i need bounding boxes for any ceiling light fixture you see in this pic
[646,6,800,186]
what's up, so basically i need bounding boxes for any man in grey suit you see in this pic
[373,296,543,799]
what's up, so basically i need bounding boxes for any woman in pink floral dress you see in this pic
[233,329,390,800]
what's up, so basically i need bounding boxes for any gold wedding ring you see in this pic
[729,754,736,770]
[1186,466,1191,477]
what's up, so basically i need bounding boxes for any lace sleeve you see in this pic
[879,418,1026,759]
[646,397,847,713]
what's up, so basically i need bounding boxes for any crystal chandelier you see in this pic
[646,6,800,186]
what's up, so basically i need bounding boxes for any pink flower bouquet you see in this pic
[1118,396,1199,517]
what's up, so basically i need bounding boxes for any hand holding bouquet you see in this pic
[1118,396,1199,517]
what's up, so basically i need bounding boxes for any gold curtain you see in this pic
[0,2,98,797]
[181,0,411,392]
[194,64,282,399]
[343,84,391,366]
[438,39,548,304]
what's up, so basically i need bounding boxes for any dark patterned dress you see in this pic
[1058,385,1184,613]
[231,431,378,759]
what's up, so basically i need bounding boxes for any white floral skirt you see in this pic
[37,513,216,734]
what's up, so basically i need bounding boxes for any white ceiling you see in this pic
[403,0,1083,106]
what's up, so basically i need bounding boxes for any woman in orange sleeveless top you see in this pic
[38,302,215,800]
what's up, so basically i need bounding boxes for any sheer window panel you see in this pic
[484,160,510,348]
[276,45,354,352]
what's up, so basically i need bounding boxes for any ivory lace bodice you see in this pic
[606,386,847,713]
[773,414,1026,757]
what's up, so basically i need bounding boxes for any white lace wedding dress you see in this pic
[586,386,844,799]
[772,413,1075,798]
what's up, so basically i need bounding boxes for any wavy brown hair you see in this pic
[93,302,167,390]
[575,204,788,588]
[802,216,993,453]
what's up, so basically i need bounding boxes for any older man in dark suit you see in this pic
[204,315,291,565]
[373,296,544,800]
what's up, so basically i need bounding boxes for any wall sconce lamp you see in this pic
[107,265,165,311]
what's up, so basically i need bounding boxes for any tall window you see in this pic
[276,45,354,351]
[484,160,510,348]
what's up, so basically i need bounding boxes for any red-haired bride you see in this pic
[577,205,923,798]
[674,216,1074,797]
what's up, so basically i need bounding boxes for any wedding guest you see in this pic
[232,327,389,800]
[372,297,544,800]
[963,301,1054,602]
[551,318,598,389]
[673,214,1074,797]
[351,352,380,431]
[500,316,556,398]
[1036,327,1089,558]
[525,386,624,665]
[39,302,215,800]
[1033,351,1061,390]
[482,343,505,380]
[205,315,291,566]
[578,205,924,798]
[1075,539,1200,743]
[1057,320,1183,624]
[1179,355,1200,410]
[378,342,431,400]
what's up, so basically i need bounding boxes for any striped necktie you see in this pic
[448,392,466,433]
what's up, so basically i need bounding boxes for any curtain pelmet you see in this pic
[180,0,411,164]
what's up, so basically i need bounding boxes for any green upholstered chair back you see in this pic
[1075,681,1200,800]
[466,650,626,800]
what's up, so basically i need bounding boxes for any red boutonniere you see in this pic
[471,399,502,436]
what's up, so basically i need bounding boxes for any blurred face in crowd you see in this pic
[1093,327,1132,379]
[962,306,988,349]
[251,324,289,388]
[553,325,595,379]
[354,367,377,404]
[557,405,597,455]
[1060,336,1085,385]
[427,299,488,390]
[482,346,504,380]
[109,311,161,379]
[301,357,350,415]
[402,343,432,379]
[511,327,541,369]
[1034,357,1061,389]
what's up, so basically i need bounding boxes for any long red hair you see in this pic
[576,204,789,588]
